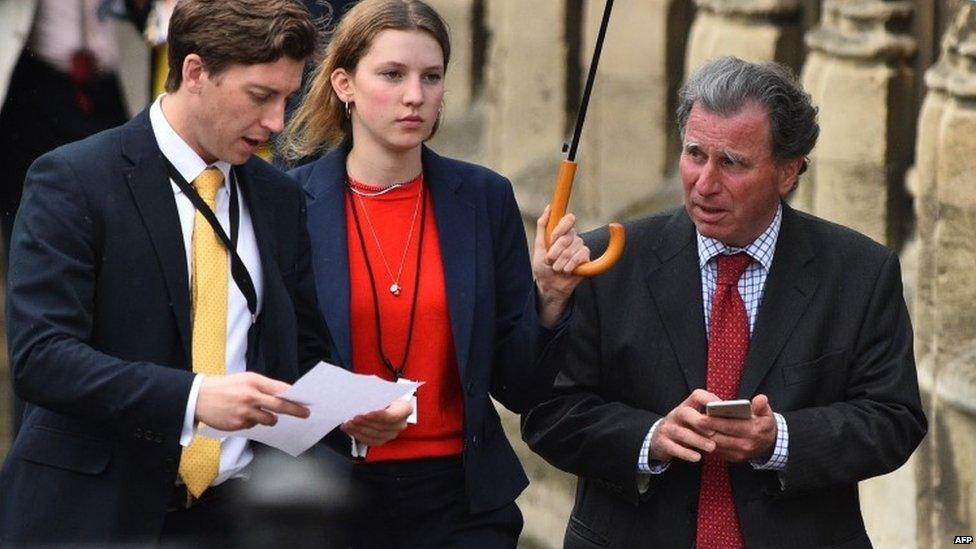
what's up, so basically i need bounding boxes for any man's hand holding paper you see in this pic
[200,362,419,456]
[196,372,311,431]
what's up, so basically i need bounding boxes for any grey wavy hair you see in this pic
[677,56,819,163]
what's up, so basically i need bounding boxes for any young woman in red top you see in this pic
[283,1,588,546]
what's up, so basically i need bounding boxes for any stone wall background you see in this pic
[1,1,972,548]
[423,1,973,547]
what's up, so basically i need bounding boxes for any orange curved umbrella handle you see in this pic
[545,159,625,277]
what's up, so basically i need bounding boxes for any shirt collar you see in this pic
[149,95,232,194]
[697,203,782,272]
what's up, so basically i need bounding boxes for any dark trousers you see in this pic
[350,456,523,549]
[159,484,240,548]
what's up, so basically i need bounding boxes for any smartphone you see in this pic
[705,399,752,419]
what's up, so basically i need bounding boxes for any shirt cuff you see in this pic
[750,412,788,471]
[351,437,368,459]
[180,374,205,447]
[638,418,671,474]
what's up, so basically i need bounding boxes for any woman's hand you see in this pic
[533,205,590,328]
[341,399,413,446]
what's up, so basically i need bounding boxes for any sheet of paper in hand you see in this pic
[200,362,421,456]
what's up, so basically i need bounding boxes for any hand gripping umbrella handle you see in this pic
[543,0,623,278]
[545,159,625,277]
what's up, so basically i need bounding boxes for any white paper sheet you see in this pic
[199,362,420,456]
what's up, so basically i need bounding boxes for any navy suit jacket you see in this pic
[522,205,927,548]
[0,109,330,543]
[290,144,563,513]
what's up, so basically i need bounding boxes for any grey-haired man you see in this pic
[522,56,926,549]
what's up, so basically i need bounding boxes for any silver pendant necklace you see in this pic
[351,180,424,296]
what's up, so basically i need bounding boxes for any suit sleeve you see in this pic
[521,261,661,505]
[7,151,194,439]
[780,251,926,493]
[486,178,568,414]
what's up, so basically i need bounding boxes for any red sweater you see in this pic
[346,174,464,462]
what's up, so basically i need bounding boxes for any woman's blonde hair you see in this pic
[280,0,451,161]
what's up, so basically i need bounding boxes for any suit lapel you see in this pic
[738,204,820,398]
[235,162,279,375]
[236,161,278,299]
[645,211,707,392]
[122,110,192,364]
[303,148,353,369]
[423,147,476,380]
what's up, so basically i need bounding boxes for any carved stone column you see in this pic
[801,2,918,545]
[425,0,477,116]
[801,0,916,247]
[908,22,951,549]
[425,0,481,160]
[577,0,692,224]
[482,1,568,184]
[685,0,804,72]
[914,4,976,546]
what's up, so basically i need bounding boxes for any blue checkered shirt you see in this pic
[639,205,789,477]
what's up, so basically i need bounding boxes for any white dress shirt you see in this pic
[150,95,264,486]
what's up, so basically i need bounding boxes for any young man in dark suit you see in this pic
[522,57,927,549]
[0,0,408,544]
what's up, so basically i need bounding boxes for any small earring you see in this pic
[344,100,351,119]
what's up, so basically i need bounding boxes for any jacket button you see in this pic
[466,382,475,396]
[135,428,143,439]
[471,434,478,446]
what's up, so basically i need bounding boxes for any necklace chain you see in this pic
[351,180,424,296]
[348,181,408,198]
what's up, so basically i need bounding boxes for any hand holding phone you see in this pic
[705,399,752,419]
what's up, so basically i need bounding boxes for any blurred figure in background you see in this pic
[0,0,152,437]
[0,0,151,256]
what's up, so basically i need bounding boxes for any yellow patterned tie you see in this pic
[179,167,227,498]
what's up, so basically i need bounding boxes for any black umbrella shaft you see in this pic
[567,0,615,162]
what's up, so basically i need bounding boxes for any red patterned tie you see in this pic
[697,252,752,549]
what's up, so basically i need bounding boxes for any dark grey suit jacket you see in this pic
[0,109,331,544]
[522,204,926,548]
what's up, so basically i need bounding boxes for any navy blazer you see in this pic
[290,144,562,513]
[0,109,330,544]
[522,205,927,548]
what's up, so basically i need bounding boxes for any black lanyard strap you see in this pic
[347,184,427,381]
[165,160,258,321]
